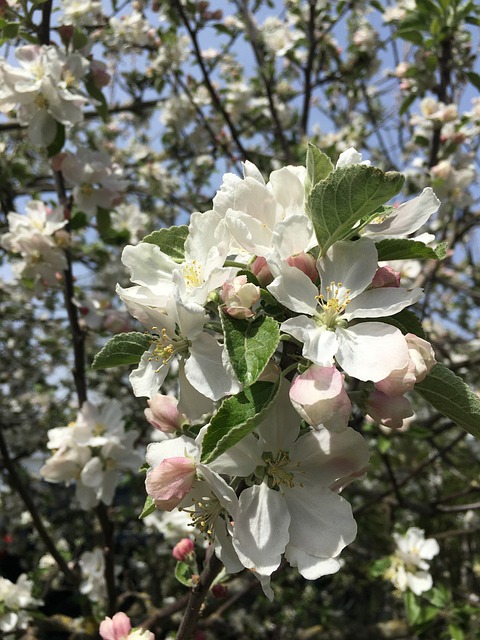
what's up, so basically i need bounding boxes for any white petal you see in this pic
[80,456,103,488]
[364,188,440,239]
[285,480,357,558]
[407,571,433,595]
[336,324,409,382]
[233,483,289,575]
[186,333,241,400]
[318,238,378,301]
[177,361,214,421]
[268,268,319,314]
[336,147,366,167]
[285,543,341,580]
[270,213,316,261]
[291,428,370,487]
[121,243,176,294]
[345,287,423,320]
[225,209,274,256]
[129,348,169,398]
[281,317,338,366]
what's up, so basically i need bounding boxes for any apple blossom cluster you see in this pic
[94,145,443,597]
[40,399,141,510]
[0,573,41,635]
[52,148,127,216]
[0,200,69,294]
[385,527,440,595]
[0,45,90,145]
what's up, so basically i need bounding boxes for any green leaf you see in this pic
[139,495,156,519]
[46,123,65,157]
[96,207,113,241]
[304,143,334,205]
[141,225,189,261]
[308,164,404,256]
[448,625,465,640]
[399,94,416,116]
[404,590,422,625]
[221,314,280,387]
[415,363,480,439]
[92,332,152,369]
[375,238,447,261]
[72,28,89,50]
[2,22,19,38]
[175,561,194,587]
[85,74,109,122]
[466,71,480,91]
[201,379,281,464]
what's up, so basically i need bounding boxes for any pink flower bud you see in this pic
[145,395,187,433]
[405,333,436,383]
[286,252,318,282]
[172,538,195,561]
[58,25,74,43]
[51,153,67,172]
[91,60,111,89]
[99,611,131,640]
[370,266,400,289]
[289,365,351,432]
[211,583,228,598]
[251,256,273,286]
[366,390,413,429]
[375,334,436,396]
[222,275,260,319]
[145,457,196,511]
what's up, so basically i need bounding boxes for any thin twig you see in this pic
[176,548,223,640]
[0,425,80,585]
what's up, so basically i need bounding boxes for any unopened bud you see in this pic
[366,390,413,429]
[211,583,228,598]
[286,252,318,282]
[172,538,195,561]
[222,275,260,319]
[370,266,400,289]
[251,256,273,286]
[145,395,186,433]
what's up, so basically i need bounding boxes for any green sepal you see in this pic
[139,495,156,519]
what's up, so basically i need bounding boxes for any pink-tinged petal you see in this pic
[289,365,351,431]
[318,238,378,302]
[285,544,341,580]
[344,286,423,320]
[233,483,290,575]
[370,266,401,289]
[366,390,413,428]
[145,457,196,511]
[335,323,409,382]
[145,394,186,433]
[99,612,131,640]
[364,187,440,239]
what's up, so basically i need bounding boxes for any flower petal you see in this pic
[336,324,409,382]
[233,483,290,575]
